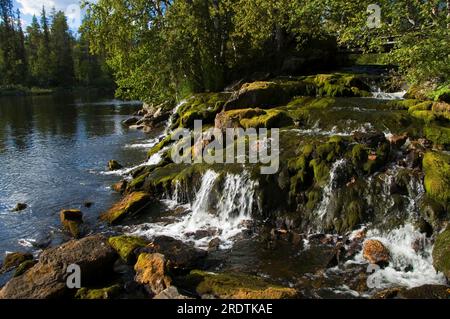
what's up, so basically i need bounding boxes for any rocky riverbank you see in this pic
[1,70,449,299]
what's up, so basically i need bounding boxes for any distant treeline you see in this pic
[0,0,114,91]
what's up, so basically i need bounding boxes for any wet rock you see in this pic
[432,226,450,280]
[75,284,122,299]
[142,236,207,269]
[363,239,390,266]
[415,217,433,238]
[122,117,139,126]
[108,160,123,171]
[100,192,153,224]
[108,236,148,264]
[352,131,386,148]
[60,209,83,238]
[181,270,299,299]
[208,238,221,252]
[0,235,117,299]
[154,286,192,299]
[13,260,37,277]
[187,228,218,240]
[371,287,403,299]
[112,180,127,193]
[83,201,93,208]
[12,203,27,212]
[0,252,33,274]
[388,134,408,149]
[397,285,450,299]
[134,253,172,295]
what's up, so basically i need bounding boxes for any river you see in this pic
[0,94,147,258]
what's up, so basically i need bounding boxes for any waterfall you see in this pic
[317,159,348,220]
[128,170,257,249]
[164,100,186,135]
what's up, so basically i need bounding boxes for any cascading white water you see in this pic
[128,170,257,249]
[371,89,406,100]
[164,100,186,135]
[350,224,446,289]
[317,159,347,220]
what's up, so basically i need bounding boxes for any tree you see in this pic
[49,11,75,87]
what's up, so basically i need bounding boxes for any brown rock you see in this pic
[60,209,83,238]
[0,252,33,274]
[134,253,171,295]
[388,134,408,148]
[0,235,117,299]
[108,160,123,171]
[363,239,390,265]
[112,180,127,193]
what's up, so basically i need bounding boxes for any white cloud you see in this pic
[16,0,80,16]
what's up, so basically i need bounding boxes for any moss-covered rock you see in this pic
[423,152,450,206]
[424,125,450,148]
[60,209,83,238]
[0,252,33,274]
[134,253,172,295]
[13,260,37,277]
[182,270,299,299]
[432,226,450,280]
[215,108,293,130]
[108,236,148,264]
[100,192,153,224]
[75,284,122,299]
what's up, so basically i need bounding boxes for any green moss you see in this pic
[408,101,433,113]
[108,236,148,263]
[341,200,363,232]
[306,189,321,210]
[351,144,368,166]
[310,159,330,185]
[100,192,152,224]
[13,260,37,277]
[432,226,450,279]
[410,110,436,123]
[147,135,173,158]
[424,125,450,147]
[428,84,450,103]
[386,99,421,110]
[239,109,293,129]
[127,172,149,191]
[423,152,450,205]
[75,284,122,299]
[184,270,298,299]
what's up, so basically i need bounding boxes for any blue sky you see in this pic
[13,0,92,31]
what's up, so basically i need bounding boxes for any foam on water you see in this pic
[350,224,446,289]
[127,170,257,249]
[371,90,406,100]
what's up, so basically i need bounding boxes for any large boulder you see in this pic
[100,192,153,224]
[140,236,207,269]
[60,209,83,238]
[182,270,299,299]
[363,239,390,266]
[432,226,450,280]
[134,253,172,295]
[0,235,117,299]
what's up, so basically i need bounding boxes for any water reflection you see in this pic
[0,93,147,259]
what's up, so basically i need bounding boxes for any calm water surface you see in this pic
[0,94,148,261]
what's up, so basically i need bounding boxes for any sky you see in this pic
[13,0,92,31]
